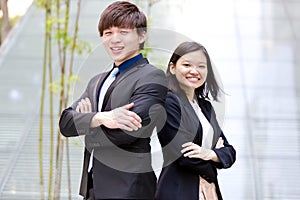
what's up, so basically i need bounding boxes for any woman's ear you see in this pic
[169,62,175,75]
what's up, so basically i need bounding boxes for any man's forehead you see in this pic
[103,26,136,30]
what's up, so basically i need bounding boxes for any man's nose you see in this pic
[111,33,121,43]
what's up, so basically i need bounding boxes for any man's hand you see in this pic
[91,102,142,131]
[76,97,92,113]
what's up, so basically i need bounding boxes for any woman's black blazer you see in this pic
[156,91,236,200]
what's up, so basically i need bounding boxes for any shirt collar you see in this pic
[114,53,143,74]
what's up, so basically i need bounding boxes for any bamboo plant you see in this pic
[36,0,90,199]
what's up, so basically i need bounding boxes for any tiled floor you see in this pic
[0,0,299,199]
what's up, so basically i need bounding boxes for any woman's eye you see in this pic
[183,63,190,67]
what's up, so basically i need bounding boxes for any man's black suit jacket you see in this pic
[59,58,167,199]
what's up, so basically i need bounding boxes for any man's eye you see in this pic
[104,32,112,36]
[120,31,128,35]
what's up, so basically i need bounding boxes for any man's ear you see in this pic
[138,31,147,44]
[169,62,175,75]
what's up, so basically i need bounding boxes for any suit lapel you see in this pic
[101,58,149,111]
[93,72,109,111]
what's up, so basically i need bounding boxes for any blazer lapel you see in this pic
[177,92,203,143]
[197,97,221,147]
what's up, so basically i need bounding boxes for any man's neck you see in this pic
[114,53,144,74]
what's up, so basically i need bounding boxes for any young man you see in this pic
[59,1,167,199]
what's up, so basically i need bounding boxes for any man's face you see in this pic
[102,26,146,66]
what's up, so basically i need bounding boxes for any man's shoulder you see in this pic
[139,64,167,83]
[128,62,167,89]
[86,72,107,86]
[90,71,106,80]
[139,63,165,74]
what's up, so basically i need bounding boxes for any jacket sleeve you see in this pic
[199,100,236,169]
[85,68,168,147]
[59,75,98,137]
[158,92,217,183]
[212,132,236,169]
[208,102,236,169]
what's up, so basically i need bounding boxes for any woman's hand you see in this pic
[181,142,214,160]
[181,142,220,162]
[200,177,218,200]
[215,137,224,149]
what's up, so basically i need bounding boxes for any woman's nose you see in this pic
[189,65,199,74]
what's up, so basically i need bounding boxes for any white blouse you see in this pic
[189,98,213,148]
[189,98,214,200]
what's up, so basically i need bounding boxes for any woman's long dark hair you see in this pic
[166,41,222,101]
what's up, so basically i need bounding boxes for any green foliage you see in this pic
[49,75,80,96]
[35,0,91,90]
[74,39,92,55]
[49,82,61,95]
[140,46,152,58]
[34,0,47,9]
[36,0,89,199]
[10,15,21,26]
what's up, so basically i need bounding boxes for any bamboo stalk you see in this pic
[47,2,54,197]
[36,0,87,199]
[54,137,64,200]
[39,32,46,200]
[56,0,62,67]
[39,0,50,199]
[64,0,82,198]
[54,0,70,199]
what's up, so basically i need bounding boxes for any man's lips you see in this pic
[110,47,124,53]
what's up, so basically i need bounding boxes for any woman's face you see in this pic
[170,50,208,95]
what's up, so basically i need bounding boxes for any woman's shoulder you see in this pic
[166,91,180,103]
[165,91,182,110]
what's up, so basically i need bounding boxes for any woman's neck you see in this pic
[179,85,195,101]
[185,90,195,101]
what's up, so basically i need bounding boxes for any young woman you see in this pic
[156,42,236,200]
